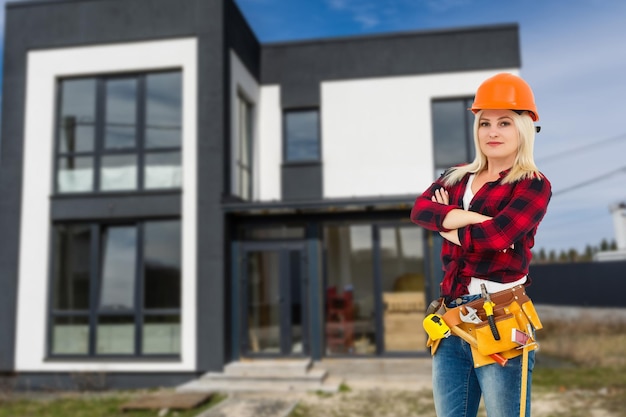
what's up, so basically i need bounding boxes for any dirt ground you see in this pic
[288,386,625,417]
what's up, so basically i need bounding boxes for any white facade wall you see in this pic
[321,70,518,198]
[254,69,519,202]
[257,85,282,201]
[16,39,198,372]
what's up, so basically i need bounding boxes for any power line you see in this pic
[536,132,626,164]
[552,165,626,196]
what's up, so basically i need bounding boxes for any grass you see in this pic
[0,391,226,417]
[290,315,626,417]
[529,316,626,415]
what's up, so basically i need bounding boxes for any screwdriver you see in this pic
[481,283,500,341]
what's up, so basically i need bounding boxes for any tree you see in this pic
[600,239,610,251]
[548,250,556,263]
[539,248,548,263]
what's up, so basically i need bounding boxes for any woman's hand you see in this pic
[431,188,449,205]
[430,189,462,245]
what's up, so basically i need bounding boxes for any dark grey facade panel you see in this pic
[225,0,261,80]
[261,24,520,107]
[0,8,29,373]
[195,3,227,372]
[281,164,323,201]
[50,194,182,221]
[5,0,199,49]
[2,372,200,391]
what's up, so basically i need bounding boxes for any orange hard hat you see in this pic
[471,73,539,121]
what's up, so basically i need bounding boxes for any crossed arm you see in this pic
[431,188,491,246]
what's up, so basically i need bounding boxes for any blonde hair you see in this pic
[443,110,543,185]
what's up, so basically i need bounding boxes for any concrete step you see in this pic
[176,359,342,393]
[313,357,432,377]
[177,375,341,393]
[224,359,312,377]
[204,369,327,382]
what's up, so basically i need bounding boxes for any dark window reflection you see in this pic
[105,78,137,149]
[59,79,96,153]
[144,221,181,309]
[432,98,475,172]
[285,110,320,162]
[99,226,137,310]
[146,72,182,148]
[53,224,91,310]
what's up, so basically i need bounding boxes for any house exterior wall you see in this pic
[0,0,236,379]
[253,24,520,203]
[0,0,530,388]
[260,24,520,108]
[16,38,198,373]
[253,69,519,202]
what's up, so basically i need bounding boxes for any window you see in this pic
[56,71,182,193]
[49,220,181,357]
[323,224,374,355]
[236,93,254,200]
[432,98,475,176]
[284,109,320,162]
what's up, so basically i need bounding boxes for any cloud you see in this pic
[325,0,382,29]
[421,0,472,13]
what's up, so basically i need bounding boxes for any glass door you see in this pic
[241,242,308,356]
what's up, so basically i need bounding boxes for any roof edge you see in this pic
[261,23,519,49]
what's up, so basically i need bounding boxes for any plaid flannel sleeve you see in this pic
[457,176,552,252]
[410,179,458,232]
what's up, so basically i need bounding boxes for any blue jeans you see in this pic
[432,323,535,417]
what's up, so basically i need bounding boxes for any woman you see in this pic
[411,73,551,417]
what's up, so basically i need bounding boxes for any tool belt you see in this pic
[428,285,543,368]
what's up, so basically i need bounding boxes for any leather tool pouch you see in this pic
[475,313,519,355]
[434,285,543,365]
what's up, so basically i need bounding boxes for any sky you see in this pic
[1,0,626,254]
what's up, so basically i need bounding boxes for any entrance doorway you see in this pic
[240,242,308,356]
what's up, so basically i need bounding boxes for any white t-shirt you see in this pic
[463,174,527,295]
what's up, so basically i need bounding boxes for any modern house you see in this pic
[0,0,522,389]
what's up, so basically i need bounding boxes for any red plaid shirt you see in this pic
[411,169,552,301]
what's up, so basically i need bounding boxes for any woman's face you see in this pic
[477,109,519,164]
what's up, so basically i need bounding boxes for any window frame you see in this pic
[431,97,475,176]
[282,108,321,164]
[53,70,183,195]
[235,91,254,200]
[47,219,182,359]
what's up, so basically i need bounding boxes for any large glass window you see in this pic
[322,223,427,356]
[55,71,182,193]
[49,220,181,357]
[379,226,426,353]
[432,98,475,176]
[284,109,320,162]
[323,224,375,355]
[236,94,254,200]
